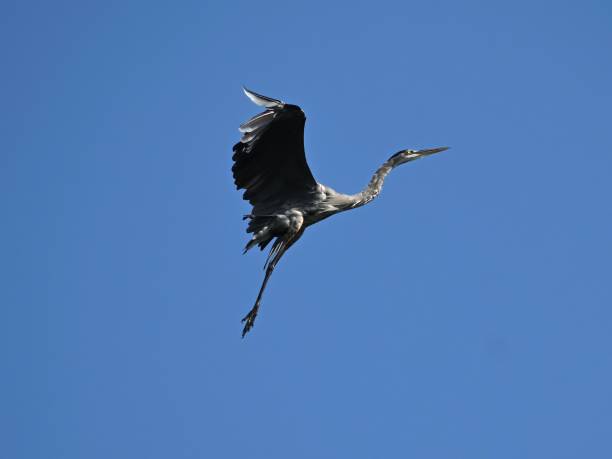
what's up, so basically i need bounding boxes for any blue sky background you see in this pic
[2,1,612,458]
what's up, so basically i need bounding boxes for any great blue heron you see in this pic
[233,88,448,337]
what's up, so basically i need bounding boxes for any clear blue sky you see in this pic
[2,1,612,458]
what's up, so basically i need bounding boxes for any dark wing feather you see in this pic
[232,89,317,214]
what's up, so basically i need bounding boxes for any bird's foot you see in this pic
[241,304,259,338]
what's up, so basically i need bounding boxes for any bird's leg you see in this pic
[241,218,305,338]
[241,262,276,337]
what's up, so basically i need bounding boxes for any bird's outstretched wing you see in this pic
[232,88,317,214]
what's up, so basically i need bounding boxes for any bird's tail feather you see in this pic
[243,215,276,254]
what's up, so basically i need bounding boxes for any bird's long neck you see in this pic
[351,154,404,208]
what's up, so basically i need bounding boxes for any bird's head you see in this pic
[389,146,449,166]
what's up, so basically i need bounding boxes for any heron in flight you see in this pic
[233,88,448,337]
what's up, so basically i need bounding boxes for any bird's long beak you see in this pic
[416,146,450,156]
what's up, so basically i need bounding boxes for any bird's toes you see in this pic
[241,318,254,337]
[240,309,258,337]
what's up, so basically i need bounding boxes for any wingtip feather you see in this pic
[242,87,284,108]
